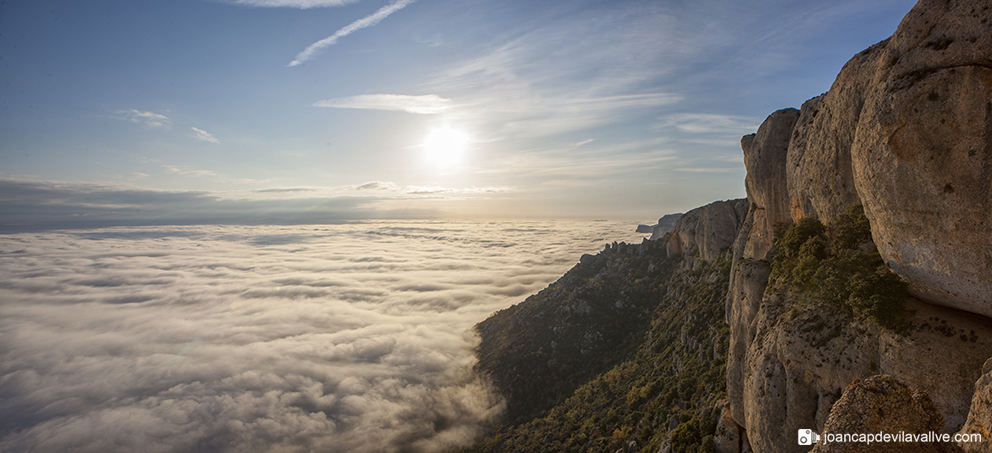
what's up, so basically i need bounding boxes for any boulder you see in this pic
[850,0,992,316]
[810,375,952,453]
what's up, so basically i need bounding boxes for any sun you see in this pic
[423,126,469,167]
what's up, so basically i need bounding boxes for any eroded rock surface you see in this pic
[741,109,798,261]
[810,375,953,453]
[850,0,992,315]
[726,1,992,451]
[960,357,992,453]
[667,199,748,262]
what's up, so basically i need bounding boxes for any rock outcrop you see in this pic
[465,202,745,452]
[648,213,685,240]
[960,358,992,453]
[726,0,992,451]
[666,199,748,262]
[715,400,743,453]
[810,375,951,453]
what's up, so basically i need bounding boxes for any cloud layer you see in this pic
[0,222,645,452]
[0,179,517,231]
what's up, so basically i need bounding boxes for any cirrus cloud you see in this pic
[191,127,220,144]
[315,94,452,115]
[225,0,358,7]
[112,109,172,128]
[288,0,417,67]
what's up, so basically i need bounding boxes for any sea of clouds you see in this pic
[0,221,644,452]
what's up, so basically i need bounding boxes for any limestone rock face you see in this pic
[785,39,885,225]
[714,402,742,453]
[959,357,992,453]
[742,109,799,260]
[725,256,771,426]
[736,289,992,453]
[850,0,992,316]
[810,375,950,453]
[667,199,747,262]
[649,213,684,241]
[725,1,992,450]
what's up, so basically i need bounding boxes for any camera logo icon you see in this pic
[798,429,820,445]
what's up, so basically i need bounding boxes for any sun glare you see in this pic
[423,127,469,167]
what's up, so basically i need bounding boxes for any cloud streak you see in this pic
[288,0,416,67]
[112,109,172,128]
[227,0,358,7]
[315,94,451,114]
[191,127,220,144]
[164,165,217,176]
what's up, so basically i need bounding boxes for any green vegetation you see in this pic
[464,243,733,453]
[772,204,908,328]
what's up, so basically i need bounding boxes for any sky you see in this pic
[0,0,920,227]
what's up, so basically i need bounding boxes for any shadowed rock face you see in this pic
[666,199,748,263]
[741,109,799,261]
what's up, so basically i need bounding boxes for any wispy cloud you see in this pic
[164,165,217,177]
[315,94,451,114]
[288,0,416,66]
[656,113,759,134]
[112,109,172,128]
[191,127,220,144]
[226,0,358,7]
[354,181,511,195]
[254,188,318,193]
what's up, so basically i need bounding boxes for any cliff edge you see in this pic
[727,0,992,451]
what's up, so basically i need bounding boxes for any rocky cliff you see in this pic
[463,2,991,452]
[727,0,992,452]
[465,200,747,452]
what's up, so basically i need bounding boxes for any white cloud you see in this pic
[0,221,647,451]
[112,109,172,128]
[226,0,358,7]
[315,94,451,114]
[657,113,760,135]
[191,127,220,144]
[288,0,416,67]
[164,165,217,176]
[351,181,511,196]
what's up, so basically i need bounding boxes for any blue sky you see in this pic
[0,0,917,226]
